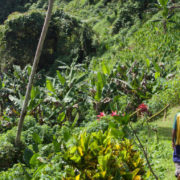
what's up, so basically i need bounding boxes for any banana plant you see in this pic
[44,61,89,124]
[9,85,44,119]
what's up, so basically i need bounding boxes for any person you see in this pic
[172,113,180,179]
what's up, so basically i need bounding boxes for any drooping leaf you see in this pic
[32,132,42,144]
[155,72,160,79]
[30,153,39,167]
[31,86,40,100]
[94,82,103,101]
[56,70,66,85]
[46,79,55,95]
[72,112,79,128]
[145,58,150,68]
[102,62,110,75]
[57,112,65,123]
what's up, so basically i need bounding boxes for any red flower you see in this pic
[111,111,118,116]
[97,112,105,119]
[138,103,148,112]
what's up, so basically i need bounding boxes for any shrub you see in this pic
[23,124,53,145]
[0,128,25,170]
[63,130,146,179]
[23,116,37,131]
[0,9,95,70]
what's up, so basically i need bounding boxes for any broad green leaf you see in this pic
[32,132,42,144]
[102,62,110,75]
[94,82,103,101]
[46,79,55,95]
[69,146,77,154]
[27,65,32,76]
[145,58,150,68]
[9,95,24,108]
[57,112,65,123]
[30,153,39,167]
[30,86,40,100]
[155,72,160,79]
[31,86,36,100]
[72,113,79,128]
[56,70,65,85]
[97,72,104,88]
[70,154,81,163]
[146,170,151,178]
[158,0,169,6]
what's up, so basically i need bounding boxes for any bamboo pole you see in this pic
[15,0,54,146]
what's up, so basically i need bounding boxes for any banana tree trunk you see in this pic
[15,0,54,146]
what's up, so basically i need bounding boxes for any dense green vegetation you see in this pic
[0,0,180,179]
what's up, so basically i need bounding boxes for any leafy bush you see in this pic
[0,163,32,179]
[63,130,146,179]
[0,128,25,170]
[23,116,37,131]
[23,124,53,145]
[0,141,17,170]
[0,9,95,70]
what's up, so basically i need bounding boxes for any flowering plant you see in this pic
[137,103,148,113]
[97,111,119,120]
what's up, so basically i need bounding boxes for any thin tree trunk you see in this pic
[15,0,54,146]
[129,122,158,180]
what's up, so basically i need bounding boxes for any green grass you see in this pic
[135,106,180,179]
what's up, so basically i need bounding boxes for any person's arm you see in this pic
[172,129,176,149]
[172,114,177,149]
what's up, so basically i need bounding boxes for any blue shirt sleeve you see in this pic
[173,114,178,130]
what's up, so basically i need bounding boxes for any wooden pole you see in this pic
[15,0,54,146]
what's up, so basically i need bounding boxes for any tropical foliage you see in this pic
[0,0,180,179]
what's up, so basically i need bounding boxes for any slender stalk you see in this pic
[129,122,158,180]
[15,0,54,146]
[147,104,169,122]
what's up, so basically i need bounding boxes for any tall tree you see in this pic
[15,0,54,146]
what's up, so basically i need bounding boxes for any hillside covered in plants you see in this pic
[0,0,180,179]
